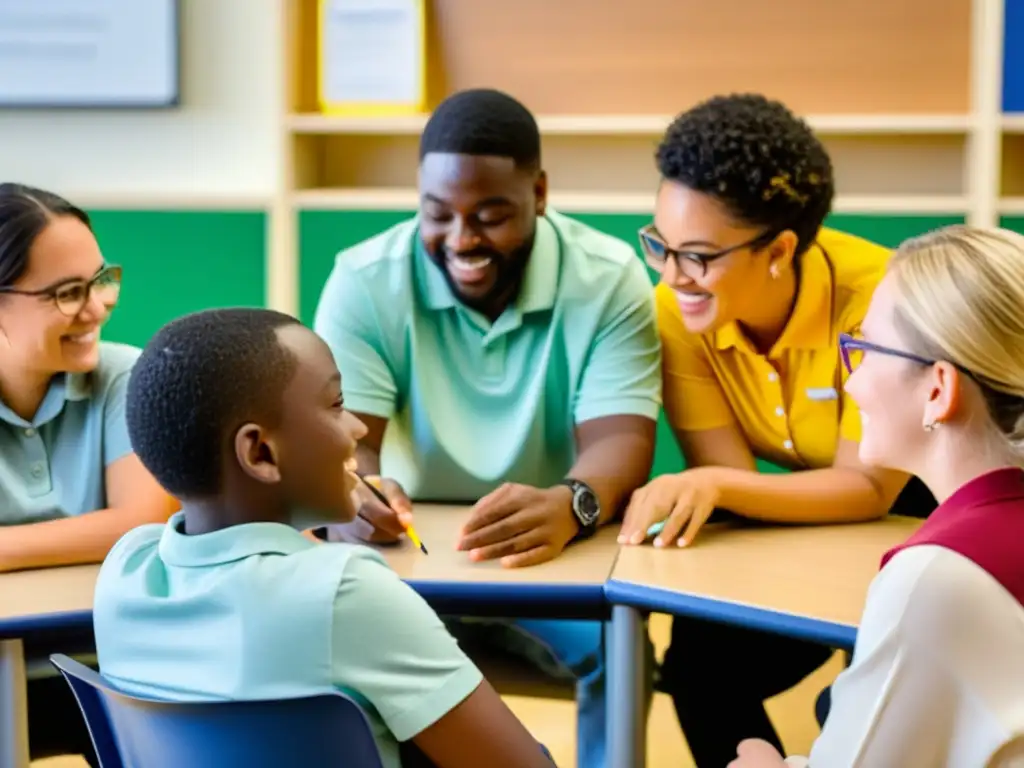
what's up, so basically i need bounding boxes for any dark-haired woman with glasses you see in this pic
[615,96,936,767]
[0,183,176,765]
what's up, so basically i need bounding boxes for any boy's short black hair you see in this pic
[419,88,541,170]
[656,93,835,255]
[126,308,302,499]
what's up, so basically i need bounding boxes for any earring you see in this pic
[923,421,942,432]
[769,265,780,280]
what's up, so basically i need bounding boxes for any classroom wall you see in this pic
[0,0,280,198]
[2,0,1021,348]
[4,0,1024,476]
[0,0,280,345]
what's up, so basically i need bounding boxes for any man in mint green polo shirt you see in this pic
[313,89,662,768]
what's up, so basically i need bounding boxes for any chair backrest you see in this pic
[50,654,385,768]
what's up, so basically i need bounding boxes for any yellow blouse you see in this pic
[656,227,890,470]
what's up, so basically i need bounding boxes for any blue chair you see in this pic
[49,654,385,768]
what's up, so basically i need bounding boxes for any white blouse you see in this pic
[789,545,1024,767]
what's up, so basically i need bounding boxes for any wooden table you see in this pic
[382,505,621,618]
[603,516,923,768]
[0,564,97,768]
[1,509,912,768]
[0,505,621,768]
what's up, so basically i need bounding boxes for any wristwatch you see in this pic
[558,478,600,542]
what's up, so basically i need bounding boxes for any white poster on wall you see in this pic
[0,0,179,108]
[321,0,423,109]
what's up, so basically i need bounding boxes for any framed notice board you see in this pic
[317,0,427,116]
[0,0,180,108]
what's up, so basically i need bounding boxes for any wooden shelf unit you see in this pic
[267,0,1013,315]
[286,113,976,136]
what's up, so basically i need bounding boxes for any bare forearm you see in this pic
[711,466,890,525]
[569,427,655,526]
[0,507,168,573]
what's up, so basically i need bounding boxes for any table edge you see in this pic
[0,578,862,646]
[604,579,857,650]
[409,579,606,607]
[0,609,93,639]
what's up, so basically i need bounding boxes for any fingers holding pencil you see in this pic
[357,474,428,554]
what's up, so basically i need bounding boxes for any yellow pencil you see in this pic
[358,473,428,555]
[403,525,427,555]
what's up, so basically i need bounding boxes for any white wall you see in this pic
[0,0,281,204]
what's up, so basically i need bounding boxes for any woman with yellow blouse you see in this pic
[618,94,937,767]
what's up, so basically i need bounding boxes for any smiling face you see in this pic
[651,181,793,335]
[843,273,936,473]
[268,324,368,525]
[0,214,115,376]
[418,152,545,319]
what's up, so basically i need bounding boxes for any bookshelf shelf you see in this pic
[1001,114,1024,133]
[290,188,969,216]
[265,0,1013,317]
[286,113,974,137]
[999,197,1024,214]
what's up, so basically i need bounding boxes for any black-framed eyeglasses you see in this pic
[637,225,776,278]
[0,264,122,317]
[838,332,954,375]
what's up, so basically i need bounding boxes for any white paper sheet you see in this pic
[321,0,422,107]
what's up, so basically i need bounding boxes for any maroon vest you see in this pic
[881,467,1024,606]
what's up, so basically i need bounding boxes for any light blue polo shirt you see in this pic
[313,210,662,500]
[0,341,139,526]
[93,514,482,768]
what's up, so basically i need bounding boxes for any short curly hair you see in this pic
[126,308,302,498]
[419,88,541,170]
[656,93,834,255]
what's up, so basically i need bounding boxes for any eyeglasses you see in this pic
[637,225,776,278]
[838,332,948,374]
[0,264,122,317]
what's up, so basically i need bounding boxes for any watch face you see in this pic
[574,485,600,525]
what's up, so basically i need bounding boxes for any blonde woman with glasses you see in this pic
[732,225,1024,767]
[0,183,175,765]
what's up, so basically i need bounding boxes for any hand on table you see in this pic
[618,467,722,548]
[457,483,578,568]
[727,739,790,768]
[325,476,413,545]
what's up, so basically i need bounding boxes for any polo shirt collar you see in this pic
[0,371,92,428]
[516,215,560,314]
[713,241,834,357]
[158,511,313,567]
[416,214,560,316]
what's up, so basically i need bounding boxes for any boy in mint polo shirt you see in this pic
[92,308,553,768]
[313,89,662,768]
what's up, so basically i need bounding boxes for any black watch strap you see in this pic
[559,478,600,542]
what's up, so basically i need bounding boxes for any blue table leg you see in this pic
[607,605,646,767]
[0,639,29,768]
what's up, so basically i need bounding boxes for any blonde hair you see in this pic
[890,225,1024,459]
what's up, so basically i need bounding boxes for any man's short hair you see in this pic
[126,308,302,498]
[419,88,541,170]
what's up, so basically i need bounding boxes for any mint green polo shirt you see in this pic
[93,514,482,768]
[313,210,662,500]
[0,341,139,526]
